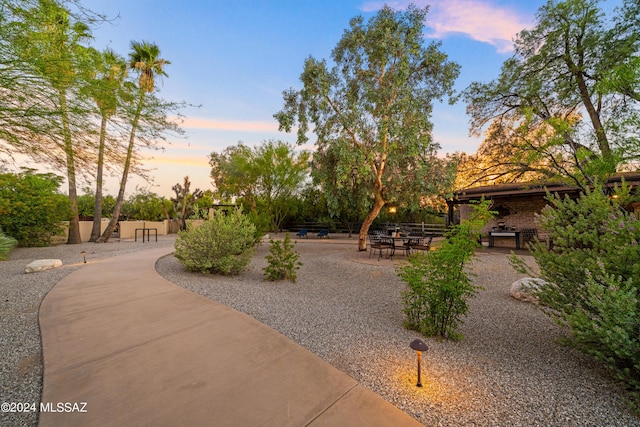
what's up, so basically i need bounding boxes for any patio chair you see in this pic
[411,236,433,253]
[521,228,538,246]
[317,229,329,238]
[391,238,411,257]
[403,236,422,254]
[295,229,308,238]
[369,235,393,260]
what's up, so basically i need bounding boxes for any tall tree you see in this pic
[8,0,95,243]
[464,0,640,188]
[454,118,571,189]
[598,0,640,100]
[311,141,372,237]
[98,40,170,242]
[275,5,459,250]
[209,140,310,232]
[86,48,128,241]
[0,0,31,163]
[210,143,260,211]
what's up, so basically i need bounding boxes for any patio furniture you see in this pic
[488,229,521,249]
[134,227,157,242]
[521,228,538,246]
[390,237,411,257]
[295,229,308,238]
[317,229,329,238]
[369,235,393,260]
[410,236,433,253]
[134,221,157,243]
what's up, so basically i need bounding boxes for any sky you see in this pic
[32,0,618,197]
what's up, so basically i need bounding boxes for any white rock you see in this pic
[510,277,546,303]
[25,259,62,273]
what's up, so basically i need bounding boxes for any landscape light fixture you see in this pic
[409,338,429,387]
[81,251,86,263]
[389,206,397,214]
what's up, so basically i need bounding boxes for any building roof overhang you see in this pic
[452,172,640,203]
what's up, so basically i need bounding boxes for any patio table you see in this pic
[488,230,521,249]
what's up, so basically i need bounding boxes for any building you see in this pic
[449,172,640,248]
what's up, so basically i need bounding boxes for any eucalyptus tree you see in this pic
[275,5,459,250]
[98,40,174,242]
[464,0,640,188]
[311,141,372,237]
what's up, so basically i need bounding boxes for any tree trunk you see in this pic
[180,193,188,230]
[357,192,385,251]
[565,37,613,169]
[575,70,612,165]
[90,114,108,242]
[97,91,144,243]
[59,92,81,244]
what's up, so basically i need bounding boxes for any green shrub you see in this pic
[565,270,639,408]
[121,189,171,221]
[398,200,493,340]
[263,233,302,283]
[174,208,256,275]
[244,208,271,240]
[0,231,18,260]
[0,171,70,247]
[511,185,640,410]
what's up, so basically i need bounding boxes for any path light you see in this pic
[410,338,429,387]
[81,251,86,263]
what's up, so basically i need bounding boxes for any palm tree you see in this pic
[98,41,170,242]
[88,48,127,242]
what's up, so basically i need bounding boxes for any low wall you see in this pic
[115,221,170,239]
[58,220,173,242]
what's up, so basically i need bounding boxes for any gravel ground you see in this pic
[157,239,639,427]
[0,237,176,427]
[1,235,638,426]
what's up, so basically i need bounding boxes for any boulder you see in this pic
[25,259,62,273]
[510,277,546,303]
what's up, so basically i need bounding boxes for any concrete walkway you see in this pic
[39,246,421,426]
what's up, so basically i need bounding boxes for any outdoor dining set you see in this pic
[367,231,433,260]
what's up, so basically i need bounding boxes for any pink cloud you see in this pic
[361,0,534,54]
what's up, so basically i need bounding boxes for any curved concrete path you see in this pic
[39,246,421,426]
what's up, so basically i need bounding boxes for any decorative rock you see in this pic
[510,277,546,303]
[25,259,62,273]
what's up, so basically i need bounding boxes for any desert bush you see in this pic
[0,171,70,247]
[398,200,493,340]
[263,233,302,283]
[0,231,17,260]
[511,185,640,410]
[174,208,256,275]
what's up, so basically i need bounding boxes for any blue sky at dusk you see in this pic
[69,0,618,196]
